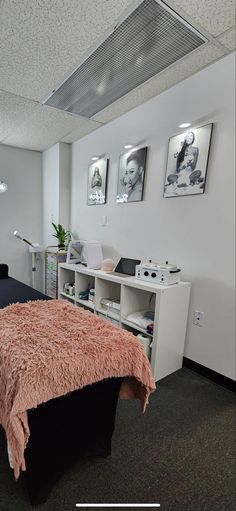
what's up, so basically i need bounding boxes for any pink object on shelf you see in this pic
[101,258,115,271]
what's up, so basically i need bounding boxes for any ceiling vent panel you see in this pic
[44,0,207,118]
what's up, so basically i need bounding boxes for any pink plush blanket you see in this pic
[0,299,155,478]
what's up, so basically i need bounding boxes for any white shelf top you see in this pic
[60,291,75,301]
[76,299,95,310]
[122,318,153,337]
[96,307,120,321]
[59,262,190,292]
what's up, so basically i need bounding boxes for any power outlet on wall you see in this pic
[101,215,108,227]
[193,310,204,327]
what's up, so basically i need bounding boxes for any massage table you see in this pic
[0,266,124,505]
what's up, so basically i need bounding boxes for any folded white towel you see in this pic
[125,311,153,329]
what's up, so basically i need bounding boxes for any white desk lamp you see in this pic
[13,230,43,289]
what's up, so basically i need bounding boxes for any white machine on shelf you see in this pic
[66,240,103,269]
[135,261,181,285]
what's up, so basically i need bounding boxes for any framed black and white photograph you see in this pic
[116,147,148,203]
[164,123,213,198]
[87,158,109,205]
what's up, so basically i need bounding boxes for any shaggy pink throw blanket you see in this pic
[0,299,155,478]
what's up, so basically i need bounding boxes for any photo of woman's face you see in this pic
[124,160,140,191]
[117,147,147,203]
[185,132,194,145]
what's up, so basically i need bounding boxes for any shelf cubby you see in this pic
[121,285,156,320]
[58,268,75,296]
[95,278,121,319]
[75,273,95,300]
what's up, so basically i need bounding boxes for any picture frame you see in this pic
[116,147,148,203]
[87,158,109,205]
[163,123,213,198]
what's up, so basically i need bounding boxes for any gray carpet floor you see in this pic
[0,368,235,511]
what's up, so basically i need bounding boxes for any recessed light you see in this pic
[91,156,99,161]
[0,180,7,193]
[179,123,191,128]
[124,144,133,149]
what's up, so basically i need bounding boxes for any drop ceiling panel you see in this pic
[92,43,225,124]
[0,0,234,152]
[0,0,137,101]
[45,0,206,118]
[61,123,101,143]
[170,0,235,36]
[217,28,236,51]
[0,90,39,140]
[2,105,100,151]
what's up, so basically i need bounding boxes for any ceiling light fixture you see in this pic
[124,144,133,149]
[179,123,191,128]
[0,180,7,193]
[91,156,99,161]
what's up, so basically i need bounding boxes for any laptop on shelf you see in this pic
[108,258,141,278]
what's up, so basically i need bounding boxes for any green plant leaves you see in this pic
[52,222,71,247]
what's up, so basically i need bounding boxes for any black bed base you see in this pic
[0,275,50,309]
[25,377,123,505]
[0,273,123,505]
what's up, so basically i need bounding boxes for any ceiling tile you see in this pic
[2,105,101,151]
[0,90,39,140]
[61,122,101,143]
[0,0,138,101]
[169,0,235,36]
[0,0,233,152]
[217,28,236,51]
[92,43,225,124]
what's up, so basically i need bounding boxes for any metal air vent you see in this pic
[44,0,207,118]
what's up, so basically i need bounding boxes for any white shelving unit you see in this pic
[58,263,191,382]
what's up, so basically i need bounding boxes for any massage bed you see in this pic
[0,264,155,505]
[0,266,50,308]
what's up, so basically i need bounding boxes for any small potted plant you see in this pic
[52,223,71,250]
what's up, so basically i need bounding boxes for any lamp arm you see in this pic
[22,238,33,247]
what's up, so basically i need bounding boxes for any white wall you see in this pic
[42,142,70,248]
[59,142,71,231]
[70,53,235,380]
[42,143,59,247]
[0,144,43,289]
